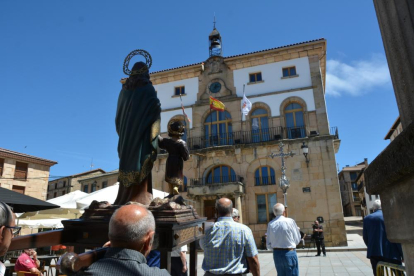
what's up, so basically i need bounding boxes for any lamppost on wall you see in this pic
[269,142,295,217]
[301,142,310,167]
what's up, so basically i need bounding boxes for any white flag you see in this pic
[242,94,252,116]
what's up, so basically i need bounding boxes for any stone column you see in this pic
[365,1,414,274]
[373,0,414,128]
[308,55,330,135]
[235,194,243,224]
[200,197,205,218]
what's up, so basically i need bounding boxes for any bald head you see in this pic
[109,204,155,251]
[216,198,233,217]
[273,203,285,216]
[373,199,381,211]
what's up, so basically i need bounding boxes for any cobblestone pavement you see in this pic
[195,250,373,276]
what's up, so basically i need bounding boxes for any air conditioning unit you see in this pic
[309,131,319,137]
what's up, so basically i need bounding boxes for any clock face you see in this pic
[209,82,221,93]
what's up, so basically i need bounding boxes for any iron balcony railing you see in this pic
[183,126,338,151]
[187,126,300,150]
[255,176,277,186]
[189,175,242,186]
[330,126,339,139]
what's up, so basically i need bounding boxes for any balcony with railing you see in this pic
[255,176,276,186]
[185,126,339,151]
[188,175,244,196]
[330,126,339,139]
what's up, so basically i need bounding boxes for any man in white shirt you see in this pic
[232,208,240,222]
[266,203,301,276]
[171,245,187,276]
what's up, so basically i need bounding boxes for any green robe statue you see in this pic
[114,62,161,205]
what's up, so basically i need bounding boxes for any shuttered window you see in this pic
[0,158,4,176]
[14,162,28,180]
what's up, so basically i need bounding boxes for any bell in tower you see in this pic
[209,18,222,57]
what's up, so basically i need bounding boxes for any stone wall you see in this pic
[1,158,51,200]
[152,136,347,247]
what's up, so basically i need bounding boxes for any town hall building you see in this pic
[150,26,347,247]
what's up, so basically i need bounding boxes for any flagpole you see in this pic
[242,84,245,141]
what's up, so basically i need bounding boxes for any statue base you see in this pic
[10,199,206,276]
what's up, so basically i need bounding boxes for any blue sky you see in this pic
[0,0,398,178]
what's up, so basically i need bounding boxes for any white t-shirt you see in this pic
[0,261,5,276]
[171,245,187,257]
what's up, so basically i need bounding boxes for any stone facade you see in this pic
[78,170,119,194]
[150,35,346,247]
[0,148,57,200]
[355,159,380,218]
[338,164,365,217]
[47,169,105,199]
[384,117,403,142]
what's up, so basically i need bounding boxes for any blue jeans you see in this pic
[272,249,299,276]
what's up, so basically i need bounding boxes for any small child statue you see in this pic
[159,120,190,197]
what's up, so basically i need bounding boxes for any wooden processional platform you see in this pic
[9,202,206,276]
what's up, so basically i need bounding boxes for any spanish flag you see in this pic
[209,96,225,111]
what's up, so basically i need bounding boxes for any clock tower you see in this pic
[209,19,222,57]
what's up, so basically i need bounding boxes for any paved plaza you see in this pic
[195,251,373,276]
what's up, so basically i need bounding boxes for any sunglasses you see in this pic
[5,226,21,236]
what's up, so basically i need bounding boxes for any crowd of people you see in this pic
[0,198,404,276]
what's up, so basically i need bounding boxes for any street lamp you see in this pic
[301,142,310,167]
[269,142,295,217]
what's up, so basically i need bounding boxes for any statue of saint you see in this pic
[159,120,190,196]
[114,61,161,205]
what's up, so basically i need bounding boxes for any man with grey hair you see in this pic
[232,208,240,222]
[0,202,19,276]
[200,198,260,276]
[78,204,169,276]
[363,199,403,276]
[266,203,301,275]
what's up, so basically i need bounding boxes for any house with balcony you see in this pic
[78,170,119,194]
[355,160,380,218]
[47,169,105,199]
[150,27,346,246]
[0,147,57,200]
[338,162,367,216]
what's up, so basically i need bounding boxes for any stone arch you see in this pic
[246,157,280,188]
[202,163,237,182]
[201,108,233,138]
[246,102,272,130]
[279,96,310,135]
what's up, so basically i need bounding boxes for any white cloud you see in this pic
[326,55,391,97]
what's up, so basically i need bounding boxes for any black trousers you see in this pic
[315,239,326,255]
[171,256,187,276]
[370,256,402,276]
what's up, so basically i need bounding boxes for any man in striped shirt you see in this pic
[200,198,260,276]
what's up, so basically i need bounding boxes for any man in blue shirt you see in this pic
[200,198,260,276]
[363,200,403,276]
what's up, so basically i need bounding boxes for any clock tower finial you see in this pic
[209,15,222,57]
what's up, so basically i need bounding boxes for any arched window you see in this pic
[284,103,305,139]
[251,109,269,142]
[168,117,187,141]
[204,110,232,146]
[206,165,236,184]
[179,176,188,192]
[255,166,276,186]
